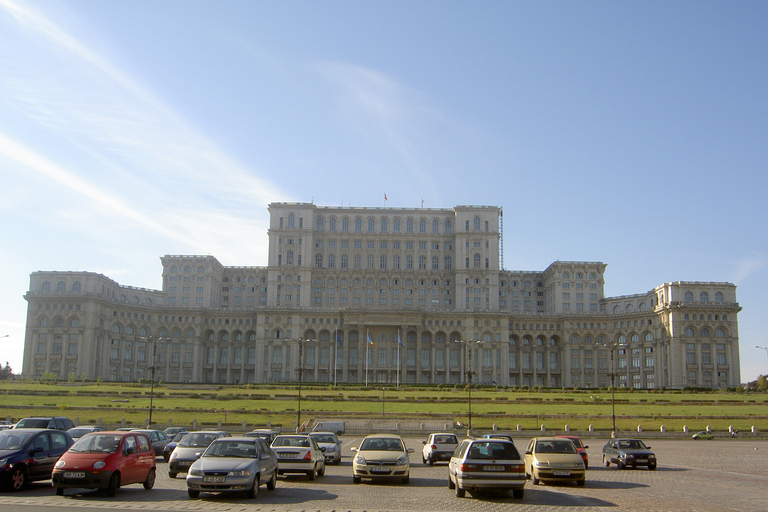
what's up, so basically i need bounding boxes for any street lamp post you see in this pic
[455,339,480,432]
[756,345,768,360]
[382,387,386,417]
[141,336,168,427]
[598,341,625,437]
[292,338,315,432]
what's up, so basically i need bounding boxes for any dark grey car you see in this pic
[602,439,657,470]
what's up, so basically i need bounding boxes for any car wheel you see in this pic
[648,463,657,471]
[584,461,589,470]
[308,465,316,481]
[143,468,156,490]
[188,489,200,499]
[317,462,325,477]
[267,470,277,490]
[106,473,120,497]
[577,478,585,486]
[10,466,26,491]
[353,475,361,484]
[455,482,465,498]
[532,471,540,486]
[402,474,409,484]
[55,486,64,496]
[603,455,610,467]
[246,476,259,499]
[617,461,626,470]
[513,488,524,499]
[428,456,434,466]
[169,472,177,479]
[448,474,455,489]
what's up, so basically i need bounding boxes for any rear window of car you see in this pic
[434,435,457,444]
[467,441,520,460]
[16,419,50,428]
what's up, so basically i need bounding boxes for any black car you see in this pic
[0,428,74,490]
[163,431,189,462]
[602,438,657,470]
[14,417,75,431]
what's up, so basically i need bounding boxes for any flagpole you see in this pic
[396,330,400,387]
[365,329,369,387]
[334,327,338,387]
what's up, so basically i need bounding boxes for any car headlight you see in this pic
[229,470,252,477]
[396,455,408,466]
[354,455,366,465]
[648,455,656,459]
[189,468,204,476]
[326,446,337,453]
[55,460,66,469]
[93,461,106,470]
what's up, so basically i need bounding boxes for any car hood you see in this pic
[191,457,255,472]
[358,450,406,462]
[58,451,110,468]
[0,449,23,458]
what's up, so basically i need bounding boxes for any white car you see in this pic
[351,433,413,484]
[422,432,459,465]
[449,438,526,498]
[308,431,342,464]
[270,435,325,480]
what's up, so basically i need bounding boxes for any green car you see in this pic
[692,431,714,440]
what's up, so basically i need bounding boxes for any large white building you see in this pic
[22,203,741,389]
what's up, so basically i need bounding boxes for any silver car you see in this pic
[449,438,526,498]
[308,431,342,464]
[169,431,230,478]
[186,437,278,499]
[271,434,325,480]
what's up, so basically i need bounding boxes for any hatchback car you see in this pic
[0,428,73,491]
[186,436,277,499]
[555,435,589,468]
[448,438,525,498]
[169,431,230,478]
[524,437,586,486]
[52,431,156,496]
[14,417,75,431]
[422,432,459,465]
[351,433,413,484]
[271,434,325,480]
[308,431,342,464]
[130,429,169,457]
[67,426,105,440]
[692,431,714,440]
[602,438,656,470]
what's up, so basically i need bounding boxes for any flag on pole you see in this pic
[384,193,388,201]
[396,332,402,346]
[337,332,342,347]
[368,333,374,347]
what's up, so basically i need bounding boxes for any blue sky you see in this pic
[1,0,766,382]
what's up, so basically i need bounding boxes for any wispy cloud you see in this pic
[729,254,767,284]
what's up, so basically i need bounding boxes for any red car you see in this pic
[556,435,589,469]
[52,431,156,496]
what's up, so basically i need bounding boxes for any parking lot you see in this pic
[1,436,767,512]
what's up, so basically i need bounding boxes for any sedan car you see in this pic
[67,426,105,440]
[0,428,73,491]
[308,431,342,464]
[555,435,589,468]
[422,432,459,465]
[169,431,230,478]
[271,434,325,480]
[602,439,656,470]
[244,429,281,445]
[130,429,169,457]
[351,433,413,484]
[52,431,156,496]
[524,437,586,486]
[692,431,714,440]
[186,436,277,499]
[448,438,525,498]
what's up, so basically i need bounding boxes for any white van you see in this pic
[312,421,345,435]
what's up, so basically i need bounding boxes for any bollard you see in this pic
[517,424,522,431]
[637,425,643,433]
[541,424,546,432]
[660,425,666,433]
[564,424,570,432]
[493,423,498,431]
[682,425,689,433]
[588,424,594,433]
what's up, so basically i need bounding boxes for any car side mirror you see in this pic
[350,447,357,452]
[584,445,589,449]
[646,446,651,449]
[320,447,326,452]
[525,450,532,455]
[195,452,203,458]
[407,448,414,453]
[261,453,271,460]
[422,441,427,444]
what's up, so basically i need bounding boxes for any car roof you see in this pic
[362,433,403,439]
[309,431,336,435]
[212,436,254,442]
[2,428,61,434]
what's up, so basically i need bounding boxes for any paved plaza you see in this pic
[1,437,766,512]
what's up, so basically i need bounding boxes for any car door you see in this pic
[135,434,155,480]
[28,431,56,481]
[449,441,468,483]
[523,439,535,475]
[604,440,617,463]
[257,439,277,479]
[120,435,140,484]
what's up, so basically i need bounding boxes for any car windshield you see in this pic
[15,419,50,428]
[171,432,188,442]
[536,440,577,454]
[467,441,520,460]
[0,431,34,450]
[310,434,336,444]
[179,433,219,447]
[68,428,95,438]
[272,436,310,447]
[204,441,257,458]
[619,440,647,450]
[360,438,403,451]
[70,434,123,453]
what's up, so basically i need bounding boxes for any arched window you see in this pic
[617,335,626,344]
[715,328,725,338]
[715,292,724,303]
[432,256,439,270]
[42,281,51,292]
[644,332,653,342]
[700,292,709,303]
[474,217,481,230]
[570,335,579,344]
[286,251,293,265]
[355,218,362,232]
[342,217,349,231]
[172,328,181,338]
[473,254,481,268]
[197,266,206,273]
[54,318,64,327]
[626,304,634,311]
[124,324,132,334]
[393,218,400,232]
[328,254,336,268]
[56,281,66,292]
[40,318,49,327]
[183,266,192,273]
[630,333,639,343]
[684,291,693,302]
[418,219,425,232]
[316,217,324,231]
[111,324,121,334]
[139,327,148,336]
[341,254,348,268]
[685,327,695,337]
[613,305,621,313]
[329,217,336,231]
[315,254,323,268]
[220,332,229,342]
[406,219,413,232]
[432,219,439,233]
[700,328,710,337]
[380,218,387,232]
[186,329,195,338]
[562,272,570,279]
[208,332,215,341]
[444,219,452,233]
[72,282,81,292]
[368,218,374,232]
[288,213,295,227]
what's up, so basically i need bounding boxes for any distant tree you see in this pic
[757,375,768,393]
[0,361,13,380]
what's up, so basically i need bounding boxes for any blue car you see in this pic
[0,428,74,491]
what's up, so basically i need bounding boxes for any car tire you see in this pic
[603,455,610,467]
[10,466,26,491]
[246,476,259,499]
[617,461,626,470]
[532,472,540,486]
[143,468,156,490]
[169,472,177,479]
[106,473,120,497]
[188,489,199,499]
[55,486,64,496]
[455,482,465,498]
[402,474,409,484]
[648,463,657,471]
[513,488,524,499]
[353,475,361,484]
[577,478,585,486]
[448,475,455,489]
[428,456,434,466]
[267,470,277,490]
[308,465,316,481]
[317,462,325,477]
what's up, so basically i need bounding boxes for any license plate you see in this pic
[203,476,226,483]
[636,459,647,463]
[553,470,571,476]
[64,472,85,479]
[179,461,191,466]
[370,466,391,473]
[280,453,298,458]
[483,465,504,471]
